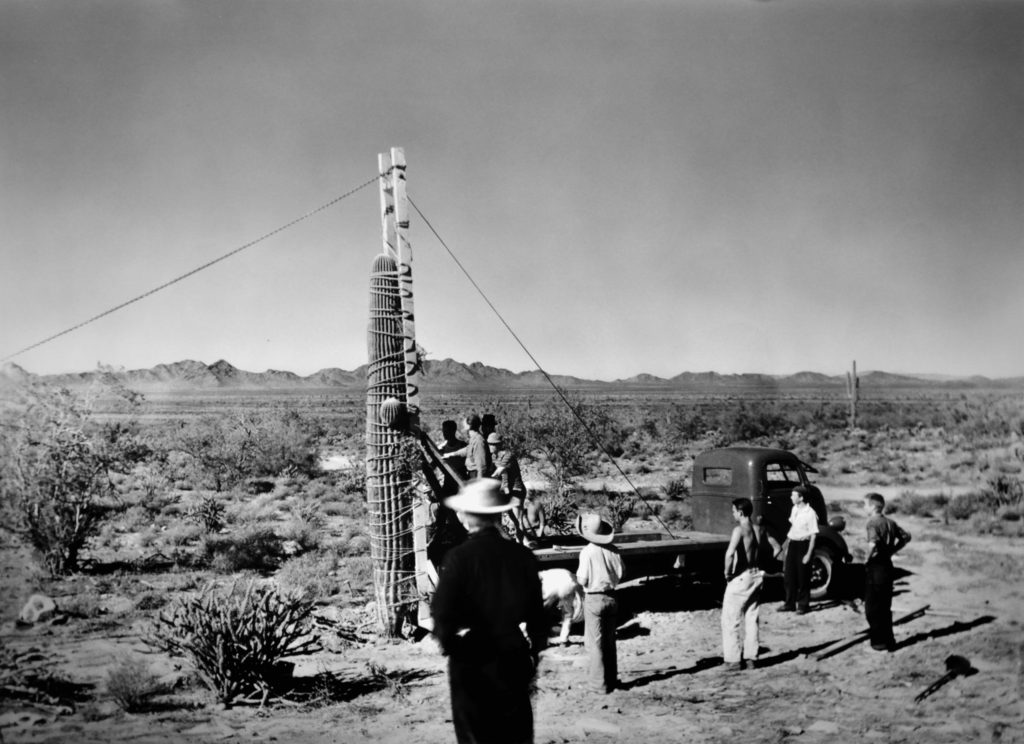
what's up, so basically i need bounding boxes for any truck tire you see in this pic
[809,547,835,599]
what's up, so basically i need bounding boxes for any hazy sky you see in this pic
[2,0,1022,380]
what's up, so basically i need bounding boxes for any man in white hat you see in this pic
[431,479,547,744]
[576,513,624,694]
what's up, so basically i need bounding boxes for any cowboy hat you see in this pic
[444,478,514,514]
[577,513,615,544]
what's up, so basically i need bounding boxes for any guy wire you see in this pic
[2,176,379,364]
[409,196,676,539]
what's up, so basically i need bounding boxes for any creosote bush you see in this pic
[107,655,160,712]
[276,550,340,602]
[152,580,319,705]
[201,525,281,573]
[0,378,149,575]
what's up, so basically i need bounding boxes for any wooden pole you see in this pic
[391,147,434,627]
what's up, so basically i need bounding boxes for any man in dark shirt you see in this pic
[437,419,469,493]
[863,492,912,652]
[443,414,493,479]
[432,479,547,744]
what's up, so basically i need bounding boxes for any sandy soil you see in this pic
[2,496,1023,744]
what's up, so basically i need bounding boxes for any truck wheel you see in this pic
[809,548,834,599]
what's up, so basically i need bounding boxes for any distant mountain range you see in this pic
[2,359,1022,392]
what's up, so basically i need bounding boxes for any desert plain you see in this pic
[2,368,1024,744]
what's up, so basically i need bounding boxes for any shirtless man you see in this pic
[721,498,764,671]
[520,492,547,547]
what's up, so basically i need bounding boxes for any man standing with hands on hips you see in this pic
[781,486,818,615]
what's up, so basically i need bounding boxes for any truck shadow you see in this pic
[618,574,727,616]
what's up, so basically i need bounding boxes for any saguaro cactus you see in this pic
[365,253,415,637]
[846,360,859,430]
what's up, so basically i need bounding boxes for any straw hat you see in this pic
[577,513,615,544]
[444,478,514,514]
[486,432,503,445]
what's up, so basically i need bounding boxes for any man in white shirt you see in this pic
[781,486,818,615]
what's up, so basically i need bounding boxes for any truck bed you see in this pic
[532,530,731,573]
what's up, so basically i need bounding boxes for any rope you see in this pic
[1,176,380,365]
[409,197,676,538]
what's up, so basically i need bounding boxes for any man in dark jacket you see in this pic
[432,479,547,744]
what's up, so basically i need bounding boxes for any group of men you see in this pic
[436,414,546,546]
[722,487,912,672]
[429,419,911,744]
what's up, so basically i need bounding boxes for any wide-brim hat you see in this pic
[444,478,514,514]
[577,513,615,544]
[486,432,503,445]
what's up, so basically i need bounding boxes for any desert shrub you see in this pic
[321,500,348,517]
[886,491,943,517]
[981,474,1024,509]
[0,379,151,575]
[279,517,322,554]
[335,466,367,497]
[62,593,103,618]
[168,409,326,492]
[224,493,279,526]
[337,528,371,558]
[276,550,340,602]
[534,490,579,536]
[162,523,204,547]
[135,592,169,611]
[187,496,226,532]
[663,477,689,501]
[946,493,978,521]
[336,556,373,594]
[201,525,281,573]
[605,494,638,531]
[152,580,318,705]
[115,504,154,534]
[107,655,160,712]
[657,501,693,530]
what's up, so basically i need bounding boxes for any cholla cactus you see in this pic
[187,496,226,533]
[152,580,319,705]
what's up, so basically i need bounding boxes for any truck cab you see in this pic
[691,446,849,598]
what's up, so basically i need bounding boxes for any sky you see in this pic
[1,0,1022,381]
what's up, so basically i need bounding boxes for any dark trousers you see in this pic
[865,562,895,651]
[783,539,812,610]
[449,652,535,744]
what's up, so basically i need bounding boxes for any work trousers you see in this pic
[721,569,763,663]
[583,593,618,693]
[448,651,535,744]
[865,562,895,651]
[783,539,812,610]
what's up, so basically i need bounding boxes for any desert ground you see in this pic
[2,387,1024,744]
